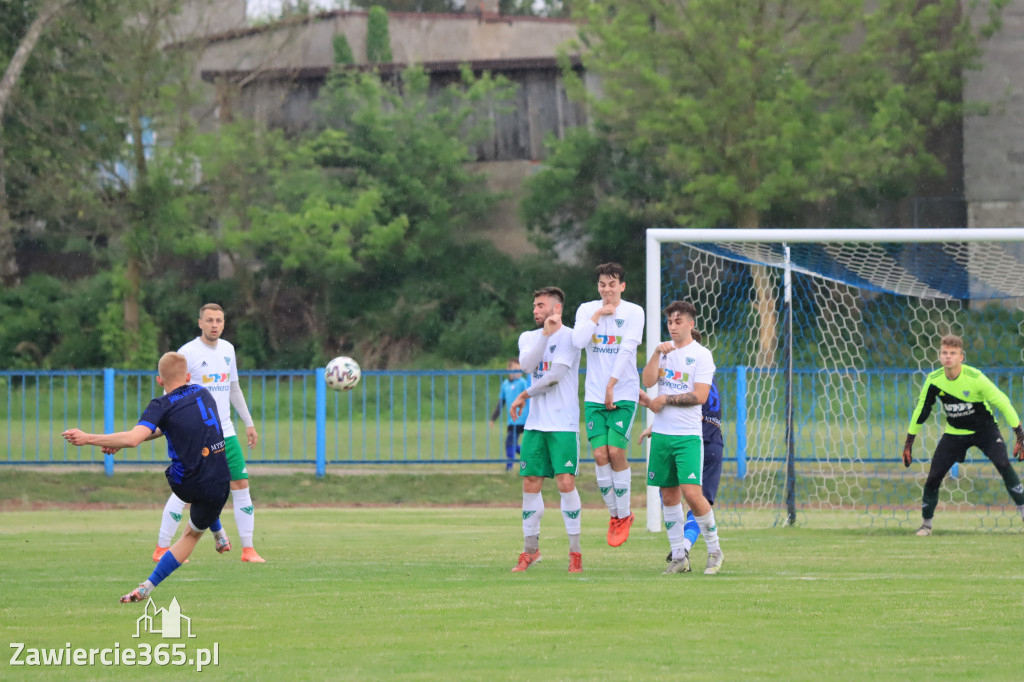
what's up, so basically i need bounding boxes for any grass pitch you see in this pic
[2,508,1024,681]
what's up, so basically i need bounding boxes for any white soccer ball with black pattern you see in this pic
[325,356,361,391]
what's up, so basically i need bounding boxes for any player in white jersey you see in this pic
[641,300,724,575]
[153,303,266,563]
[572,262,644,547]
[507,287,584,574]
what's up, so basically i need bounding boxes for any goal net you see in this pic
[645,228,1024,531]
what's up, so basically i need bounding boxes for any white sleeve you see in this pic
[525,363,570,398]
[229,381,255,427]
[610,306,644,379]
[518,333,547,374]
[572,305,596,350]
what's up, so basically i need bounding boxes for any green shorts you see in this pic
[224,435,248,481]
[647,433,703,488]
[519,430,580,478]
[584,401,638,450]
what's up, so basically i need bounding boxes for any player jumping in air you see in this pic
[903,334,1024,535]
[572,263,644,546]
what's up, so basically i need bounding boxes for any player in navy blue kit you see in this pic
[62,352,233,603]
[639,329,724,571]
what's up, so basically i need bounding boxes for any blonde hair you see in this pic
[158,352,188,383]
[199,303,224,318]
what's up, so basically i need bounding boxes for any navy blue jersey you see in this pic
[701,378,723,446]
[138,384,230,487]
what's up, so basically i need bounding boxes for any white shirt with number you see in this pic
[652,340,716,436]
[518,326,581,432]
[178,337,239,438]
[572,299,644,404]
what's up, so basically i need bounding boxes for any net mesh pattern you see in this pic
[661,240,1024,530]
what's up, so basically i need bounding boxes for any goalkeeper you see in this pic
[902,334,1024,535]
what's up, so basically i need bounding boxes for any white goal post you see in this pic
[644,228,1024,532]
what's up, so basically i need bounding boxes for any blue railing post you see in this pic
[103,368,115,477]
[735,366,747,480]
[315,367,326,478]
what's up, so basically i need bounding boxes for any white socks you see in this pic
[595,463,617,516]
[231,488,256,548]
[560,489,582,536]
[522,492,544,540]
[694,510,721,554]
[663,503,686,558]
[158,493,187,547]
[612,467,631,518]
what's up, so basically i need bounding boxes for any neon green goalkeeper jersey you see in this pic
[908,364,1020,436]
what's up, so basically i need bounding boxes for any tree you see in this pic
[525,0,1007,364]
[0,0,76,285]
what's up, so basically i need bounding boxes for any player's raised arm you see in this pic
[642,342,674,389]
[62,424,154,450]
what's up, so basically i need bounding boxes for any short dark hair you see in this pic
[595,262,625,283]
[691,329,702,344]
[507,357,521,368]
[533,286,565,305]
[199,303,224,317]
[663,300,697,321]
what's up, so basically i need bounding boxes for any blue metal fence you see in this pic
[2,367,1023,475]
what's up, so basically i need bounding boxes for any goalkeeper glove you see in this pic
[1014,425,1024,461]
[902,434,915,468]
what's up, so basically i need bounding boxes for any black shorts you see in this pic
[167,473,230,532]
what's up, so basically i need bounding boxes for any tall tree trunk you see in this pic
[124,254,141,351]
[740,206,778,367]
[0,0,75,286]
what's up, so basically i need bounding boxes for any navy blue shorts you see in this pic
[167,473,230,532]
[702,440,724,505]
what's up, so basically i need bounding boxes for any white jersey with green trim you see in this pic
[572,299,644,404]
[178,337,238,438]
[518,326,581,432]
[652,340,715,437]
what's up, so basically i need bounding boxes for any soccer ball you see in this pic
[325,356,361,391]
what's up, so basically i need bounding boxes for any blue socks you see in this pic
[683,510,700,546]
[148,550,182,587]
[209,517,222,533]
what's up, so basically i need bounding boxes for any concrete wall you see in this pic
[964,0,1024,228]
[195,11,580,72]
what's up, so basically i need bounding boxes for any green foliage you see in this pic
[365,6,392,63]
[526,0,1007,262]
[332,33,355,65]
